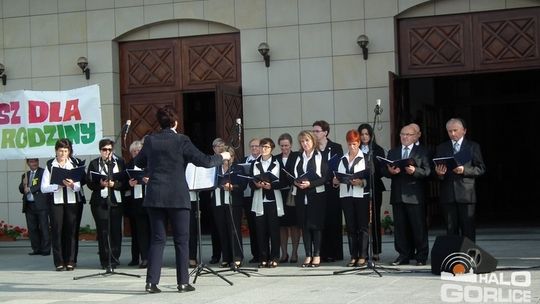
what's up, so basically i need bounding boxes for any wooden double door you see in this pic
[119,33,243,160]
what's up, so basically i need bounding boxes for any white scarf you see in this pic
[99,158,122,203]
[47,158,79,204]
[251,158,284,217]
[337,150,367,198]
[291,151,324,199]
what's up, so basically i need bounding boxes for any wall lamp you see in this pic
[0,63,7,85]
[77,56,91,80]
[357,34,369,60]
[258,42,270,67]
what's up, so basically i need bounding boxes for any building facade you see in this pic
[1,0,539,227]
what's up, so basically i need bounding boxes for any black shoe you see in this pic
[28,251,40,255]
[128,260,139,266]
[55,265,65,271]
[145,283,161,294]
[177,284,195,293]
[209,257,219,264]
[41,251,51,256]
[391,258,409,266]
[416,261,426,266]
[139,260,148,268]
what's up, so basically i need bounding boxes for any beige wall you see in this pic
[0,0,538,227]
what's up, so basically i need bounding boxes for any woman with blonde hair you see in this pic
[292,131,328,267]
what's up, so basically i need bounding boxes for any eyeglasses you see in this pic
[250,145,259,148]
[259,145,272,149]
[400,133,415,137]
[100,148,112,151]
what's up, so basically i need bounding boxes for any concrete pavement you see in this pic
[1,227,539,304]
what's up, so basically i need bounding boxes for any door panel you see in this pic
[120,92,183,160]
[181,34,241,91]
[216,83,243,157]
[119,39,181,95]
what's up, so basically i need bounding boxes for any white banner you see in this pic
[0,85,102,159]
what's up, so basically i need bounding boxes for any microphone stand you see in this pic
[190,191,233,286]
[213,161,257,278]
[333,102,399,277]
[74,155,140,280]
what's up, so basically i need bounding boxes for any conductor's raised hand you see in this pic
[221,151,231,161]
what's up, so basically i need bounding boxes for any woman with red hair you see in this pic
[332,130,370,267]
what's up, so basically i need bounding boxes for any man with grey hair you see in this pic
[434,118,485,242]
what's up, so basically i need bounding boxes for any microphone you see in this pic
[123,120,131,142]
[374,99,383,115]
[235,118,242,143]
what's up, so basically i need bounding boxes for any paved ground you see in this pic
[1,227,539,304]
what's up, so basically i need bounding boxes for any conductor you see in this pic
[135,105,231,293]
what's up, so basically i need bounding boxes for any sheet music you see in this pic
[185,163,217,191]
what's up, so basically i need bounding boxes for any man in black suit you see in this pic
[383,125,431,266]
[434,118,486,242]
[135,105,230,294]
[19,158,51,256]
[312,120,344,262]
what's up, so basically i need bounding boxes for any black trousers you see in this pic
[320,187,343,260]
[392,202,429,262]
[25,204,50,254]
[73,202,83,263]
[213,204,244,263]
[146,207,190,285]
[341,197,369,259]
[242,197,259,260]
[91,201,123,267]
[189,201,198,260]
[441,202,476,242]
[255,203,280,262]
[371,190,383,255]
[50,203,78,267]
[127,198,150,262]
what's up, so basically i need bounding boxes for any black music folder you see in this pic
[126,169,146,183]
[333,170,368,184]
[90,171,126,182]
[282,168,319,183]
[376,156,417,169]
[433,149,472,171]
[50,166,86,185]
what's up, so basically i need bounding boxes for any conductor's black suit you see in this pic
[135,128,223,286]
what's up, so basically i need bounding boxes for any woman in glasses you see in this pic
[250,137,283,268]
[86,138,127,269]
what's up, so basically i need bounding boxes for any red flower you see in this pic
[383,210,390,215]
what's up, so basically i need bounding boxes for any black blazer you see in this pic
[276,151,299,189]
[134,129,223,209]
[435,139,486,204]
[320,139,343,172]
[19,167,49,212]
[383,144,431,205]
[86,156,127,205]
